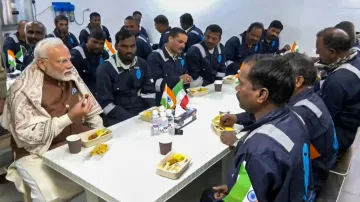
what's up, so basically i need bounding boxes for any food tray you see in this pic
[188,87,209,97]
[211,117,236,136]
[80,128,112,148]
[223,75,237,84]
[139,107,159,122]
[156,152,192,180]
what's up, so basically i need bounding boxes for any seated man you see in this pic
[224,22,263,75]
[2,38,103,202]
[186,24,226,87]
[180,13,204,52]
[133,11,149,39]
[2,20,29,72]
[202,56,315,201]
[71,28,109,96]
[97,29,156,126]
[23,21,46,68]
[47,15,79,50]
[316,28,360,152]
[260,20,290,54]
[79,12,112,44]
[124,16,153,60]
[153,15,171,50]
[147,27,192,104]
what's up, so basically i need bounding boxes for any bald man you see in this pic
[335,21,360,51]
[22,21,46,69]
[316,27,360,151]
[2,20,30,72]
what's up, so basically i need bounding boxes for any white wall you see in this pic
[34,0,360,56]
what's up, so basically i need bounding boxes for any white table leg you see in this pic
[85,189,100,202]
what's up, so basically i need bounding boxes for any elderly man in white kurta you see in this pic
[2,37,104,202]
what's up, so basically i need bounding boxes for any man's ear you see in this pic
[257,88,269,104]
[296,76,304,88]
[36,58,46,71]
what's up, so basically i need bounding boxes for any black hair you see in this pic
[269,20,283,31]
[205,24,222,37]
[89,28,106,41]
[54,15,68,25]
[317,27,352,52]
[133,11,142,16]
[115,28,135,44]
[154,15,169,26]
[169,27,187,38]
[125,16,136,21]
[283,52,317,86]
[247,22,264,33]
[244,54,273,63]
[248,56,295,105]
[335,21,356,46]
[90,12,100,19]
[180,13,193,26]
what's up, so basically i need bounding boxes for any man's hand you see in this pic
[220,131,238,146]
[282,44,291,51]
[220,114,237,127]
[213,185,229,200]
[180,74,193,84]
[68,96,93,122]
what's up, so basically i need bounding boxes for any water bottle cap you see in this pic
[159,106,165,112]
[166,109,172,115]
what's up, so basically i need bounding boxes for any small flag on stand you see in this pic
[160,84,176,109]
[7,50,16,69]
[290,41,300,53]
[104,40,116,56]
[172,80,189,110]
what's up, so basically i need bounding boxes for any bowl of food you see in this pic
[80,128,112,148]
[212,115,235,136]
[223,75,237,84]
[156,152,191,180]
[139,107,159,122]
[188,87,208,97]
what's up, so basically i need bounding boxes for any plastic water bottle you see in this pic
[151,110,160,136]
[159,111,169,134]
[166,109,175,135]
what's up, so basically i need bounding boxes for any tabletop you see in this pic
[43,83,244,202]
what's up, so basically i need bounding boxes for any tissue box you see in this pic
[174,108,197,129]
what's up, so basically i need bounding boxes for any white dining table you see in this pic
[42,82,245,202]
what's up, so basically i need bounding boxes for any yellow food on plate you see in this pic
[90,144,109,156]
[213,115,235,131]
[189,87,208,93]
[88,128,110,141]
[163,154,187,171]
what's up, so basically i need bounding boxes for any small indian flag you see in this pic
[173,80,189,110]
[235,62,245,79]
[223,161,257,202]
[290,41,299,53]
[160,84,176,109]
[7,50,16,68]
[104,40,116,56]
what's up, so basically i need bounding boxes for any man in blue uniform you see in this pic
[133,11,149,39]
[78,12,112,44]
[153,15,171,50]
[335,21,360,52]
[47,15,79,50]
[201,55,315,202]
[260,20,290,54]
[224,22,263,75]
[180,13,204,52]
[70,28,109,96]
[96,29,156,126]
[23,21,46,68]
[124,16,152,60]
[147,27,192,104]
[316,28,360,152]
[2,20,29,72]
[186,24,226,87]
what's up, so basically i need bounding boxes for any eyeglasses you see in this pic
[40,57,71,65]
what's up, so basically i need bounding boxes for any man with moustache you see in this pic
[22,21,46,68]
[147,27,192,104]
[79,12,112,44]
[47,15,79,50]
[133,11,149,39]
[260,20,291,54]
[71,28,109,96]
[224,22,263,75]
[2,38,103,202]
[97,28,156,125]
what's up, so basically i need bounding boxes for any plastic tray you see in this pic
[211,118,236,136]
[223,75,237,84]
[156,152,192,180]
[188,87,209,97]
[80,129,112,148]
[139,107,159,122]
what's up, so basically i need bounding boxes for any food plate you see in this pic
[80,128,112,148]
[156,152,192,180]
[211,115,236,136]
[223,75,237,84]
[139,106,159,122]
[188,87,208,97]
